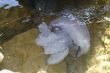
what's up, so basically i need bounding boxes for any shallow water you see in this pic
[0,0,110,73]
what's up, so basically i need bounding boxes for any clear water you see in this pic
[0,0,110,73]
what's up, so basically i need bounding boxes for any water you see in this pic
[0,0,110,73]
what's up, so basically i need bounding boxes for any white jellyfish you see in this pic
[36,13,90,64]
[36,22,72,64]
[50,14,90,57]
